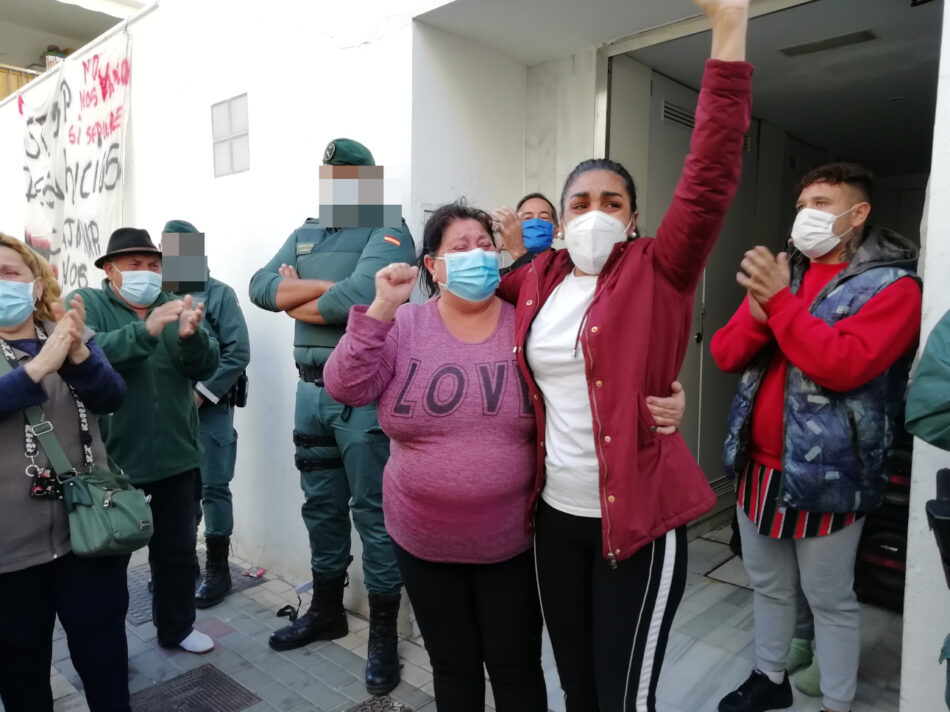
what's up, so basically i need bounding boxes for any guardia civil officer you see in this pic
[164,220,251,609]
[249,139,414,695]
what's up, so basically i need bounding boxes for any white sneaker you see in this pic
[179,629,214,654]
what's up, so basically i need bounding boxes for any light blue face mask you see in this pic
[436,248,500,303]
[116,269,162,306]
[0,279,36,328]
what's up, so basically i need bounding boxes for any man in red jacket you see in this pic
[712,163,921,712]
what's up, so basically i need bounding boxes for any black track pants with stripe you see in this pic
[535,499,688,712]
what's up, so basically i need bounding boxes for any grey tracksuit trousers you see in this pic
[737,507,865,712]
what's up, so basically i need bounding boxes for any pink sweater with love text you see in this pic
[323,299,536,564]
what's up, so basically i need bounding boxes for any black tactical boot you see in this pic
[195,536,232,609]
[365,593,401,695]
[268,571,348,651]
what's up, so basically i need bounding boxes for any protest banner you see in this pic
[21,33,131,290]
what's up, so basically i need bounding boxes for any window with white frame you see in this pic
[211,94,249,177]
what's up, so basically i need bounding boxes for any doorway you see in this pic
[604,0,940,522]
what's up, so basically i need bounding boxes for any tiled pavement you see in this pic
[654,531,902,712]
[25,525,902,712]
[42,546,438,712]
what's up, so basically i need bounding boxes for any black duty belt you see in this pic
[297,363,325,386]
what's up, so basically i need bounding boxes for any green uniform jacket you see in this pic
[249,219,415,366]
[183,276,251,405]
[907,308,950,450]
[69,281,220,484]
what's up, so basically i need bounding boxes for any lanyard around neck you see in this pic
[0,329,94,477]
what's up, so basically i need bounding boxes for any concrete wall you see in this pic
[606,54,652,227]
[524,48,599,211]
[751,120,790,249]
[875,173,929,246]
[901,8,950,710]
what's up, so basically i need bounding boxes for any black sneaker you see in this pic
[719,669,793,712]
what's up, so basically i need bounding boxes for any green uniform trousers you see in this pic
[198,401,238,537]
[294,379,401,595]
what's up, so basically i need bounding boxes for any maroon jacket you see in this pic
[499,59,753,564]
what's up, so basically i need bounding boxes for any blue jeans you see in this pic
[0,552,131,712]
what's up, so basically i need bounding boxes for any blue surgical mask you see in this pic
[522,218,554,252]
[436,248,500,303]
[116,269,162,306]
[0,279,36,328]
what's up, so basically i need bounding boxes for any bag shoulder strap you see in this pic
[0,343,75,476]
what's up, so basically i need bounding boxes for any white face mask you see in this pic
[563,210,633,274]
[790,206,856,259]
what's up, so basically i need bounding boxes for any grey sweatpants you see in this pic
[737,507,865,712]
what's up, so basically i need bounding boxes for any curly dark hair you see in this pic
[419,200,493,296]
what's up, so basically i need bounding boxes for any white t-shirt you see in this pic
[526,272,602,517]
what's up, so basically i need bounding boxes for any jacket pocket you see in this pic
[636,392,658,446]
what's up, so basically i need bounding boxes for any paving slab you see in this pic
[7,538,903,712]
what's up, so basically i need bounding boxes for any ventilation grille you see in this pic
[662,100,694,130]
[663,99,752,152]
[788,154,801,171]
[779,30,876,57]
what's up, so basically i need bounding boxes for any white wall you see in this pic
[0,0,447,621]
[901,7,950,710]
[410,21,526,236]
[130,1,424,619]
[0,18,90,70]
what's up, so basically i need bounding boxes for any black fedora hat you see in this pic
[95,228,162,268]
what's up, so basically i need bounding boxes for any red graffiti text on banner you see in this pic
[82,54,131,102]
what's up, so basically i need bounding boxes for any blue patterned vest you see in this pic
[722,227,919,513]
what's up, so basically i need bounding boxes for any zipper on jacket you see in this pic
[582,280,617,566]
[573,308,592,358]
[848,412,868,481]
[148,313,160,475]
[776,366,792,507]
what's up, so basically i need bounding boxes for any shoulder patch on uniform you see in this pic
[383,235,400,246]
[296,243,315,255]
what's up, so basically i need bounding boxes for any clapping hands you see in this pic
[23,295,89,383]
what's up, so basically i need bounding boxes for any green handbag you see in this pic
[61,465,154,557]
[0,346,153,557]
